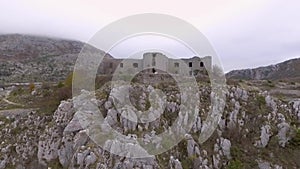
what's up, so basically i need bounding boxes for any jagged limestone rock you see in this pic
[169,156,183,169]
[220,138,231,159]
[255,125,272,148]
[277,122,290,147]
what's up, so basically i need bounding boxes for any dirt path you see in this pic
[1,90,25,107]
[270,89,300,96]
[0,108,38,117]
[2,98,24,106]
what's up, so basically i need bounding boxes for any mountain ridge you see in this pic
[226,57,300,81]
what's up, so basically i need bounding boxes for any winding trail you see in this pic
[1,90,25,107]
[0,108,37,117]
[2,98,24,106]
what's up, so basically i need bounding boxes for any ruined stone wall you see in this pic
[143,52,168,72]
[99,53,212,76]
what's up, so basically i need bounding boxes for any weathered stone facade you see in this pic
[99,52,212,76]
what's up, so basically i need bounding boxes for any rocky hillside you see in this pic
[0,34,112,84]
[0,34,81,83]
[0,81,300,169]
[0,34,84,60]
[226,58,300,81]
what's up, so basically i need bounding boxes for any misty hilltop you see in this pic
[0,34,112,84]
[0,34,84,60]
[0,34,84,83]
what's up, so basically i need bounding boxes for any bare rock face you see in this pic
[38,100,75,165]
[58,134,75,167]
[64,115,83,134]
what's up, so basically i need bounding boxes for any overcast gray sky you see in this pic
[1,0,299,72]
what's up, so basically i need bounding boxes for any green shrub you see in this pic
[64,72,73,88]
[227,159,244,169]
[230,146,242,160]
[256,95,266,108]
[57,81,64,88]
[268,83,275,87]
[290,128,300,146]
[48,159,63,169]
[181,156,194,169]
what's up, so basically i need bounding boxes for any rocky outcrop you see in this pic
[0,84,300,168]
[255,125,272,148]
[169,156,183,169]
[290,99,300,120]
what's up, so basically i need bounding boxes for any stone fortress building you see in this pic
[99,52,212,76]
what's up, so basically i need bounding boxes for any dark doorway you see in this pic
[152,68,156,73]
[200,62,204,67]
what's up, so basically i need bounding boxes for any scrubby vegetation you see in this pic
[227,159,244,169]
[290,128,300,147]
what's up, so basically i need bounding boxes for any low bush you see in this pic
[227,159,244,169]
[290,128,300,146]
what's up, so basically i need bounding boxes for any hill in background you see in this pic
[226,58,300,82]
[0,34,112,84]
